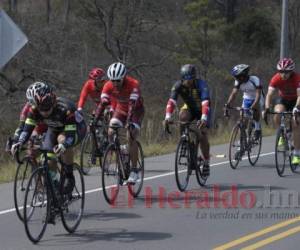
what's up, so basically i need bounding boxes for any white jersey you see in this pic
[234,75,261,100]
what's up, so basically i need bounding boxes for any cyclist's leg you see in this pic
[288,99,300,164]
[127,106,144,183]
[179,104,192,133]
[274,97,286,127]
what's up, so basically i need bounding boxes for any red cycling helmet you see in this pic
[277,58,295,71]
[88,68,105,80]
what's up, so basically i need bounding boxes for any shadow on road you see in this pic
[82,210,142,221]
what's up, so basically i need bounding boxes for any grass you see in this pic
[0,125,276,184]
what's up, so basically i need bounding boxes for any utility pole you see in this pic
[280,0,288,59]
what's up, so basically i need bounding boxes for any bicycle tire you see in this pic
[102,144,121,205]
[275,128,287,177]
[80,132,97,175]
[24,167,49,243]
[175,136,191,192]
[128,141,145,198]
[61,163,85,233]
[14,157,35,221]
[229,124,242,169]
[195,141,208,186]
[248,125,262,166]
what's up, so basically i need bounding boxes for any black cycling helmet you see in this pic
[231,64,250,78]
[180,64,196,80]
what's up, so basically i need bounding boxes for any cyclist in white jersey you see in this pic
[224,64,263,140]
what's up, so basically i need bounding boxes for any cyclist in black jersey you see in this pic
[163,64,211,176]
[11,82,86,193]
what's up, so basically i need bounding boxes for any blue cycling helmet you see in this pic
[231,64,250,77]
[180,64,196,80]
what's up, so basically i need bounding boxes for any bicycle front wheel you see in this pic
[14,157,36,221]
[24,167,49,243]
[195,143,208,187]
[229,124,242,169]
[80,132,98,175]
[102,144,121,205]
[61,163,85,233]
[175,137,191,192]
[275,128,288,177]
[128,141,145,198]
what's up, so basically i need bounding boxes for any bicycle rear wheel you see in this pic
[80,132,98,175]
[229,124,242,169]
[175,137,191,192]
[275,128,288,177]
[24,167,49,243]
[248,125,262,166]
[61,163,85,233]
[14,157,35,221]
[128,141,145,198]
[102,144,121,205]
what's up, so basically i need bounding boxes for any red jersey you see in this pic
[100,76,143,113]
[20,102,31,121]
[269,72,300,101]
[77,79,102,109]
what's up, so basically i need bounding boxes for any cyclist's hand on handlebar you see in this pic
[11,142,22,156]
[53,143,66,156]
[262,108,270,125]
[292,107,300,123]
[197,119,207,129]
[163,119,171,134]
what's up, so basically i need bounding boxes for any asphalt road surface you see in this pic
[1,136,300,250]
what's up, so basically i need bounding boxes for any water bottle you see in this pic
[120,144,129,164]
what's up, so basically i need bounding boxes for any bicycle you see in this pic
[102,124,144,205]
[167,121,208,192]
[269,111,298,177]
[23,148,85,243]
[227,107,262,169]
[80,114,109,175]
[13,137,41,222]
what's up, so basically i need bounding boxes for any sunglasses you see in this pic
[279,70,292,74]
[112,79,122,83]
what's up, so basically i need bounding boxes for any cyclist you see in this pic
[94,62,145,184]
[11,82,86,193]
[224,64,263,140]
[263,58,300,165]
[6,83,47,158]
[77,67,106,113]
[163,64,211,177]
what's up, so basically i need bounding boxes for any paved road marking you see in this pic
[0,151,274,216]
[241,225,300,250]
[213,216,300,250]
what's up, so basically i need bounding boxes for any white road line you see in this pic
[0,151,275,216]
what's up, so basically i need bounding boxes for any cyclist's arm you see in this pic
[127,86,141,123]
[94,83,112,120]
[199,80,210,121]
[226,88,238,107]
[18,113,36,144]
[265,87,276,110]
[295,88,300,109]
[77,81,90,111]
[165,83,179,119]
[62,114,79,148]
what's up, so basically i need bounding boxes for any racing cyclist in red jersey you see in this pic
[94,62,145,184]
[77,67,106,113]
[263,58,300,165]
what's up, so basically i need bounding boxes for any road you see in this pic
[1,136,300,250]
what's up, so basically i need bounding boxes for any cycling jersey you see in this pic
[13,102,47,141]
[77,79,102,110]
[234,76,261,100]
[269,72,300,101]
[96,76,144,117]
[19,97,86,149]
[165,79,210,120]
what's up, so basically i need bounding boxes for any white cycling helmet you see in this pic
[26,82,44,105]
[107,62,127,81]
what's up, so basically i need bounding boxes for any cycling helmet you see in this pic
[277,58,295,71]
[31,81,56,111]
[231,64,250,77]
[88,67,105,80]
[107,62,127,81]
[26,82,38,105]
[180,64,196,80]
